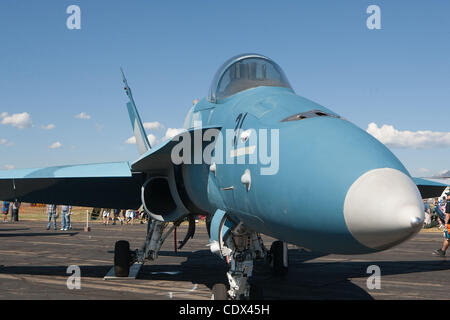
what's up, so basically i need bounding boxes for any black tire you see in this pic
[114,240,131,277]
[270,241,288,276]
[211,283,228,300]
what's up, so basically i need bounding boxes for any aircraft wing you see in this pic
[131,126,221,172]
[0,161,145,209]
[413,177,448,199]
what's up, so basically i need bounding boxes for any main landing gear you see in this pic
[113,216,196,277]
[112,220,172,277]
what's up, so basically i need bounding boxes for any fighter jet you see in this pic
[0,54,447,300]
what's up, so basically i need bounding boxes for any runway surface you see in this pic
[0,220,449,300]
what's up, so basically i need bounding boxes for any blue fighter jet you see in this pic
[0,54,447,299]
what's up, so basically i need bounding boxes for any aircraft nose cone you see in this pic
[343,168,424,251]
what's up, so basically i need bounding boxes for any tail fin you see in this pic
[121,68,151,155]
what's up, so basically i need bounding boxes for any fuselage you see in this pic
[182,86,424,254]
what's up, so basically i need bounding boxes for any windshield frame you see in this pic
[208,53,293,103]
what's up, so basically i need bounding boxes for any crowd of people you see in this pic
[101,208,148,225]
[424,192,450,257]
[1,202,149,230]
[423,195,449,229]
[2,201,21,223]
[45,204,73,231]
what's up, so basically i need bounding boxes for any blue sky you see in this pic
[0,0,449,176]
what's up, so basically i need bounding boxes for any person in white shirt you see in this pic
[102,208,111,225]
[125,209,134,224]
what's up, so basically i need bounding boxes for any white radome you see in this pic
[344,168,424,251]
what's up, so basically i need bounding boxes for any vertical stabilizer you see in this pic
[121,68,151,155]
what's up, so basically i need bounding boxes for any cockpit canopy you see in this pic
[208,54,293,103]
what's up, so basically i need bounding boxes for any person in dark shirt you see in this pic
[11,201,20,222]
[112,209,120,225]
[434,192,450,256]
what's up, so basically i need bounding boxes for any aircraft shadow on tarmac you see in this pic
[0,232,78,237]
[0,228,31,232]
[1,249,449,299]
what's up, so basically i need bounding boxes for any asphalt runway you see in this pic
[0,220,449,300]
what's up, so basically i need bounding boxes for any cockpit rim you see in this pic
[208,53,293,103]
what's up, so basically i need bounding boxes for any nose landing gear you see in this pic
[210,220,269,300]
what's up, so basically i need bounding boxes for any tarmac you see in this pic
[0,220,449,300]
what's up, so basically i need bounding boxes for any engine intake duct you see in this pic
[141,176,188,222]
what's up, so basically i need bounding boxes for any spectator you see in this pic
[112,209,120,225]
[47,204,58,230]
[126,209,134,224]
[102,208,111,225]
[424,200,431,226]
[433,193,450,256]
[2,201,10,223]
[60,205,72,231]
[139,209,148,224]
[435,198,446,229]
[120,209,126,225]
[11,201,20,222]
[67,206,73,230]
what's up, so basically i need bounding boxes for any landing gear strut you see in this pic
[113,219,180,276]
[113,215,199,277]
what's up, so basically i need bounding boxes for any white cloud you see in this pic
[125,136,135,144]
[1,112,32,129]
[41,124,55,130]
[4,165,14,170]
[147,134,157,146]
[49,141,62,149]
[367,123,450,149]
[125,124,184,148]
[75,112,91,120]
[143,121,164,131]
[125,134,157,146]
[0,138,14,147]
[163,128,185,141]
[432,170,450,179]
